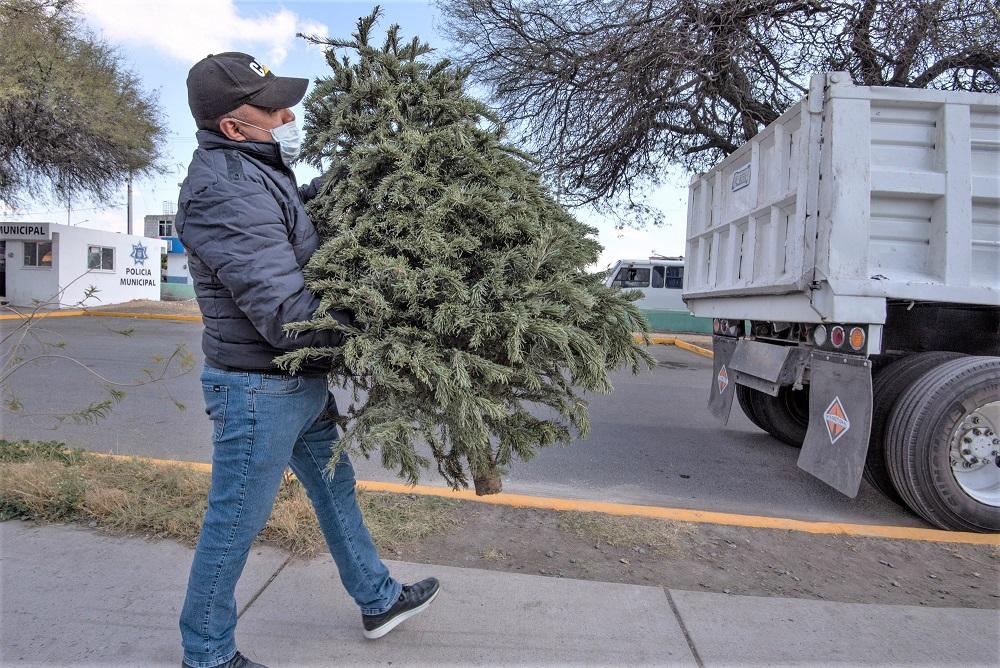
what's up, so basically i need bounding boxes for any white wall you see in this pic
[165,253,190,283]
[3,238,61,306]
[54,225,166,307]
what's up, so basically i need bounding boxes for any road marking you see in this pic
[0,309,87,320]
[91,453,999,546]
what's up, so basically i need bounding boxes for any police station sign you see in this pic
[0,222,51,240]
[120,242,157,287]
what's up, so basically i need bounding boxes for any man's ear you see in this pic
[218,118,245,142]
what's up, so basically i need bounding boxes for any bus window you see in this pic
[651,265,665,288]
[611,267,651,289]
[665,266,684,289]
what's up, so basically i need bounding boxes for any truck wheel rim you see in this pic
[949,400,1000,507]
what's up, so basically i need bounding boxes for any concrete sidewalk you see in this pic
[1,521,997,667]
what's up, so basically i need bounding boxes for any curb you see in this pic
[672,338,713,358]
[89,453,998,546]
[84,311,203,322]
[633,333,714,359]
[0,309,87,321]
[0,309,202,322]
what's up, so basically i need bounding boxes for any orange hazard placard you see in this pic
[717,365,729,394]
[824,396,851,444]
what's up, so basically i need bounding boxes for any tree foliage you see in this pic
[0,0,164,207]
[438,0,1000,206]
[286,9,653,494]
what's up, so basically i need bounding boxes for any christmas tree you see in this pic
[279,8,653,494]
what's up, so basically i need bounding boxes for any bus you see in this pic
[604,257,711,334]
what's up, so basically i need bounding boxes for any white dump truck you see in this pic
[682,72,999,532]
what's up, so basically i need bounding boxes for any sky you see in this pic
[3,0,692,269]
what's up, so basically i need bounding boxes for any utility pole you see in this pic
[126,171,133,235]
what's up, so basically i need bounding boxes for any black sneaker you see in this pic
[182,651,267,668]
[362,577,440,639]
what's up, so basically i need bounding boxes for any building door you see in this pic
[0,240,6,299]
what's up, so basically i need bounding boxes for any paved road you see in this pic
[1,316,921,526]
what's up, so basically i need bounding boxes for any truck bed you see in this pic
[683,73,1000,324]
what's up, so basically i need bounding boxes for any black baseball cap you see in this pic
[187,52,308,121]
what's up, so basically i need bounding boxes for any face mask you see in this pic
[229,118,301,166]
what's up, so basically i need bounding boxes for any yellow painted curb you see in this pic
[0,309,202,323]
[0,309,87,320]
[355,481,998,545]
[95,452,213,472]
[633,332,714,358]
[634,333,676,345]
[90,453,999,546]
[673,338,714,359]
[85,311,203,322]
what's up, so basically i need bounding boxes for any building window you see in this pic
[158,220,173,237]
[610,267,651,289]
[87,245,115,271]
[24,241,53,267]
[665,265,684,289]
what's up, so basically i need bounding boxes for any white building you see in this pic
[0,222,166,308]
[144,213,195,300]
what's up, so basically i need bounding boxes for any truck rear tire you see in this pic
[736,384,770,432]
[755,386,809,448]
[885,356,1000,532]
[866,352,965,505]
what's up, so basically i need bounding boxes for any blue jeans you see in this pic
[180,365,401,668]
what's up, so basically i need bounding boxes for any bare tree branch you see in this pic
[438,0,1000,210]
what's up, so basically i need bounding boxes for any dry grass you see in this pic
[479,547,509,561]
[557,511,687,557]
[0,440,459,557]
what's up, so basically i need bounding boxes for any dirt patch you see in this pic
[392,503,998,610]
[84,299,202,317]
[558,510,683,556]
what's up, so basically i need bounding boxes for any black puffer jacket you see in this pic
[175,130,348,375]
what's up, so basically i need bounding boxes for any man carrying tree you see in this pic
[175,52,439,668]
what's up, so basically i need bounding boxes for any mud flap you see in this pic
[797,351,873,498]
[708,335,739,425]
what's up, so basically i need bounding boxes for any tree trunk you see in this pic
[470,457,503,495]
[473,472,503,495]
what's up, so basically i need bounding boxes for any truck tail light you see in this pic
[830,325,846,348]
[813,324,828,346]
[849,327,866,351]
[713,319,720,334]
